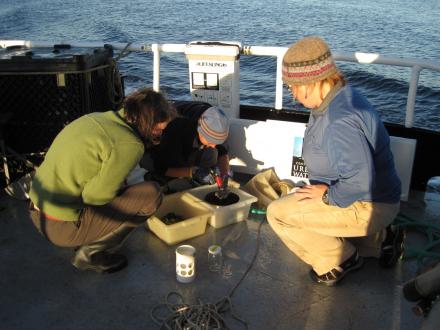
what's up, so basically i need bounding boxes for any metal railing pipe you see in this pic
[406,66,422,128]
[275,55,285,110]
[2,40,440,128]
[152,44,160,92]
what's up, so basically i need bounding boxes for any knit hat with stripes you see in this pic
[197,106,229,145]
[282,36,339,86]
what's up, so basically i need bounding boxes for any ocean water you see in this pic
[1,0,439,131]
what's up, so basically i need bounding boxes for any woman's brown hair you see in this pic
[123,88,176,138]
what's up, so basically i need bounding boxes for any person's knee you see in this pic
[266,201,280,225]
[144,181,163,210]
[266,198,301,228]
[132,181,163,214]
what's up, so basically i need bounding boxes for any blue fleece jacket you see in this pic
[302,85,401,207]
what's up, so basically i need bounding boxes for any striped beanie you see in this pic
[282,36,339,86]
[197,106,229,145]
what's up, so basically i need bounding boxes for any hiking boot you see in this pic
[71,225,134,273]
[72,250,127,273]
[379,225,404,268]
[310,251,364,286]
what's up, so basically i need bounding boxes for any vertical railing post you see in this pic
[152,43,160,92]
[405,65,422,128]
[275,53,284,110]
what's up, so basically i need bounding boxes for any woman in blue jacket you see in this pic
[266,36,402,286]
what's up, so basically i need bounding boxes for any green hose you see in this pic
[250,208,267,215]
[394,213,440,264]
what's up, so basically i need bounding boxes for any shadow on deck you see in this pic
[1,189,438,329]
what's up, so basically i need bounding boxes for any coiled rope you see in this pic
[150,216,265,329]
[107,42,132,107]
[395,213,440,264]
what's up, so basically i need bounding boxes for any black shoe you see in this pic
[379,225,404,268]
[71,225,133,274]
[72,250,128,273]
[310,252,364,286]
[402,279,422,302]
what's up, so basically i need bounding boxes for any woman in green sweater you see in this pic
[29,88,176,273]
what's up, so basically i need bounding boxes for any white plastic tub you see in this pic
[187,185,258,228]
[147,191,212,245]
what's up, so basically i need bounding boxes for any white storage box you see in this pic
[187,185,258,228]
[147,192,212,245]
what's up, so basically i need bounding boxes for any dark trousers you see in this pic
[30,181,162,248]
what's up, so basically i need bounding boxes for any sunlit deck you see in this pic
[1,184,438,330]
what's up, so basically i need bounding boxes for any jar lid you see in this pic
[208,244,222,255]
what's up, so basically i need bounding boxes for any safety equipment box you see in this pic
[147,191,213,246]
[185,41,241,119]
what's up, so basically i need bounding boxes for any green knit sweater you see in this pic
[29,109,144,221]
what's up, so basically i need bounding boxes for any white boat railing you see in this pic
[1,40,439,128]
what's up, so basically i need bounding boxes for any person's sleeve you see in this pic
[151,119,197,175]
[326,121,374,207]
[216,143,228,156]
[150,123,185,175]
[82,142,144,205]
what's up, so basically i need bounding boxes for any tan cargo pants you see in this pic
[266,193,400,275]
[30,181,162,248]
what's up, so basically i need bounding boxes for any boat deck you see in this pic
[1,186,439,329]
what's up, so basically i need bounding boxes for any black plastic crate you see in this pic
[0,45,114,72]
[0,45,124,186]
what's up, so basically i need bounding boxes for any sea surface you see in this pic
[1,0,439,131]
